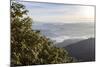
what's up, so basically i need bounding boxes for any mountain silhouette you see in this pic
[55,39,84,47]
[63,38,95,62]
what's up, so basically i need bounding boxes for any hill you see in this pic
[55,38,84,47]
[62,38,95,62]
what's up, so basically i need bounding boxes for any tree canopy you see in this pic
[11,1,73,66]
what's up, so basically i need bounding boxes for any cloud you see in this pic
[20,1,95,23]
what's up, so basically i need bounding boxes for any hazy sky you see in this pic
[20,2,95,23]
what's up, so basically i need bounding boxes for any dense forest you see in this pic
[11,1,74,66]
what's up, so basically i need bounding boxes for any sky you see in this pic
[18,1,95,42]
[20,1,95,23]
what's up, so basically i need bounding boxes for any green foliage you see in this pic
[11,1,73,66]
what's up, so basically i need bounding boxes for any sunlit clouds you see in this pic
[20,2,95,23]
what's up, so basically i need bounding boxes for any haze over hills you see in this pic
[32,22,94,43]
[63,38,95,62]
[55,38,85,47]
[32,22,95,62]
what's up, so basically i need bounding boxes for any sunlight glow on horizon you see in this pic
[20,2,95,23]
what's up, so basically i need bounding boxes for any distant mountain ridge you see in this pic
[64,38,95,62]
[55,38,85,47]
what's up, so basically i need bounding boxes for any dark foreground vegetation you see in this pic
[11,1,74,66]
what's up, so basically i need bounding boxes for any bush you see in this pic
[11,1,73,66]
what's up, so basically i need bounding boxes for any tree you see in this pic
[11,1,73,66]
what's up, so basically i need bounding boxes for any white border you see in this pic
[24,0,96,5]
[0,0,10,67]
